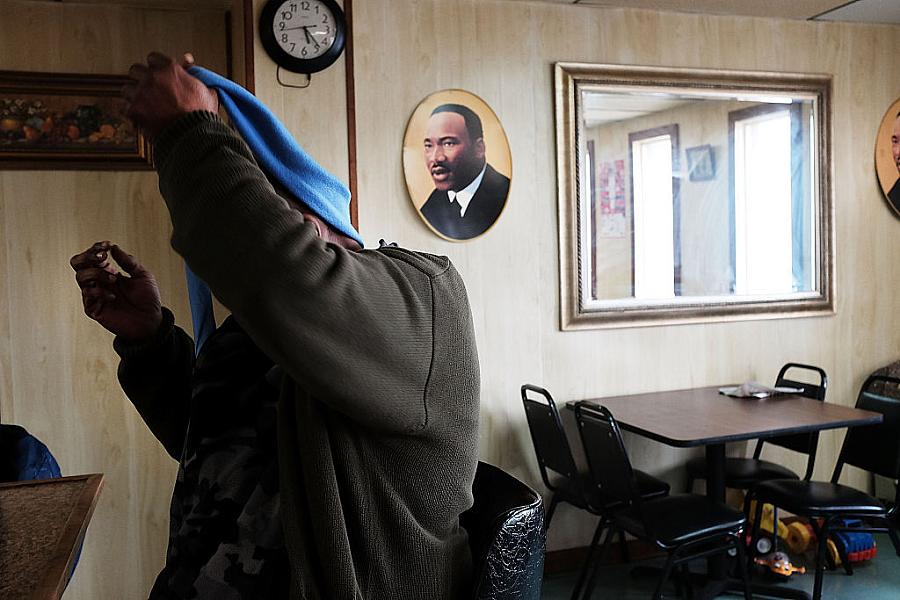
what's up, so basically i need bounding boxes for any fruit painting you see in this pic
[0,70,151,170]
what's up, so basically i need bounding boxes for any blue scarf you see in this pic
[183,66,363,354]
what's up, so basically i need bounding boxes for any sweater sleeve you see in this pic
[114,307,195,459]
[152,112,435,433]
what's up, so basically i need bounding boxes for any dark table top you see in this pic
[568,385,883,447]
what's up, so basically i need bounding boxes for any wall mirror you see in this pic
[555,63,834,329]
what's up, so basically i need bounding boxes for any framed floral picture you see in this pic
[0,70,150,170]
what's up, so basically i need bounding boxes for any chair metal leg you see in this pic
[570,519,608,600]
[812,520,832,600]
[674,563,693,599]
[618,528,631,563]
[578,523,617,600]
[741,489,754,518]
[889,526,900,557]
[545,495,559,531]
[834,534,853,576]
[652,551,678,600]
[732,534,752,600]
[748,494,765,561]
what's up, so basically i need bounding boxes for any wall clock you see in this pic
[259,0,347,75]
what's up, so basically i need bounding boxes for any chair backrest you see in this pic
[520,384,580,493]
[755,362,828,480]
[832,375,900,484]
[460,461,545,600]
[572,402,641,512]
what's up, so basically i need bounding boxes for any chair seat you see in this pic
[752,479,887,516]
[552,469,670,511]
[686,456,800,488]
[615,494,746,548]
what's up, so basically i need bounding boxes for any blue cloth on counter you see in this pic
[0,424,61,482]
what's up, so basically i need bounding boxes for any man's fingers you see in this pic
[110,244,149,278]
[70,241,112,271]
[146,51,173,68]
[82,287,116,319]
[75,267,118,290]
[181,52,195,68]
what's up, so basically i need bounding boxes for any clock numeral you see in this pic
[281,10,292,20]
[301,46,308,57]
[324,25,330,34]
[301,1,310,10]
[281,33,288,43]
[279,21,285,30]
[289,2,297,11]
[290,42,296,52]
[322,14,328,23]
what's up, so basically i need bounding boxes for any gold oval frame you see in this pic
[402,89,512,242]
[874,98,900,217]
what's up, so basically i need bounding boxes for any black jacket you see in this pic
[889,178,900,215]
[420,163,510,240]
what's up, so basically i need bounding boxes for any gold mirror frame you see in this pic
[554,62,834,330]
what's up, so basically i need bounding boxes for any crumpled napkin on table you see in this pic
[718,382,804,398]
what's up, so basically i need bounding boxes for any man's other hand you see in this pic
[124,51,218,140]
[71,241,163,342]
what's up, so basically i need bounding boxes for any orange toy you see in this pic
[754,551,807,578]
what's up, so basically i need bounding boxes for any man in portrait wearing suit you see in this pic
[888,111,900,213]
[420,104,510,240]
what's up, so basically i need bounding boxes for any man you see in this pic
[888,111,900,213]
[419,104,510,240]
[70,52,480,599]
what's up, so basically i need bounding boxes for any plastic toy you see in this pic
[829,519,877,565]
[785,521,816,554]
[754,551,807,578]
[747,500,790,554]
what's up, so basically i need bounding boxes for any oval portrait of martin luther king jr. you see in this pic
[876,98,900,217]
[403,89,512,242]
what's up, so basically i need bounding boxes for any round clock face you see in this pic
[260,0,346,74]
[272,0,336,59]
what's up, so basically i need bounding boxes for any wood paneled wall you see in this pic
[0,1,228,597]
[345,0,900,552]
[4,3,900,596]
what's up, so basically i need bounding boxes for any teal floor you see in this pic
[542,534,900,599]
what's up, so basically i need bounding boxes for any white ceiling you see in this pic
[39,0,900,24]
[505,0,900,24]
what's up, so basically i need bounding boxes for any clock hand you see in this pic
[280,25,312,33]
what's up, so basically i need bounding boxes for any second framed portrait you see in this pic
[875,98,900,217]
[403,89,512,241]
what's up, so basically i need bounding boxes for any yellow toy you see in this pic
[748,501,789,538]
[786,521,815,554]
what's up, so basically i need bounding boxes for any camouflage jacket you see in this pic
[116,309,290,599]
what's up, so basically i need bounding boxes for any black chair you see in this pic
[745,375,900,600]
[574,402,751,600]
[460,461,545,600]
[686,362,828,491]
[520,385,669,597]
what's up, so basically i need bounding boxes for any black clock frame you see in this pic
[259,0,347,75]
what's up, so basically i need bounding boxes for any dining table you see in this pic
[569,385,883,600]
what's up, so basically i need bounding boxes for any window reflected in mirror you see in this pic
[556,64,833,329]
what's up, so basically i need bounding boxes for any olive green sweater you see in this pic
[145,111,479,598]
